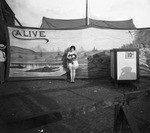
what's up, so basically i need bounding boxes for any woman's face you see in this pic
[70,48,75,52]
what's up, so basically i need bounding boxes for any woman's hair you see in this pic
[70,45,76,50]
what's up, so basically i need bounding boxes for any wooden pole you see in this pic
[86,0,89,25]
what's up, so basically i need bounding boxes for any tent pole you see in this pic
[86,0,89,25]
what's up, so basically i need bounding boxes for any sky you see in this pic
[6,0,150,28]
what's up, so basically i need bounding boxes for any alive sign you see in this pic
[12,29,49,43]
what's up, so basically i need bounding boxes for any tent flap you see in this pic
[89,18,136,29]
[40,17,87,29]
[40,17,136,29]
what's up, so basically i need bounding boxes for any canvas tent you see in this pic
[89,18,136,29]
[40,17,87,29]
[40,16,136,29]
[0,0,15,26]
[0,0,14,43]
[0,0,22,44]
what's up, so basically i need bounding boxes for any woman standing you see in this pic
[67,46,79,83]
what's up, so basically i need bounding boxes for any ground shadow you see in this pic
[87,50,110,79]
[61,47,70,81]
[0,86,62,133]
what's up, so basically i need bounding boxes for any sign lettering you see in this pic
[125,52,134,59]
[12,30,49,43]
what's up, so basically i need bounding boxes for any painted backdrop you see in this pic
[7,26,150,79]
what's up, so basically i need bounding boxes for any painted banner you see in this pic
[7,26,150,79]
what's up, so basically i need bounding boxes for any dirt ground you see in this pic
[0,77,150,133]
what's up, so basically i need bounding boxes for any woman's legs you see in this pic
[72,69,76,82]
[70,69,73,82]
[68,64,73,82]
[69,68,76,82]
[68,64,77,82]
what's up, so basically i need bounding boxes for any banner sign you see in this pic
[12,29,49,43]
[7,26,150,79]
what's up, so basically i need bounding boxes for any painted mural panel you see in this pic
[7,26,150,79]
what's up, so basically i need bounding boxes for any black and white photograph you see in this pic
[0,0,150,133]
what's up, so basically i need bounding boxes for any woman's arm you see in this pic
[67,52,71,59]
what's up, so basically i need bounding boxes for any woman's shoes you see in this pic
[70,81,75,83]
